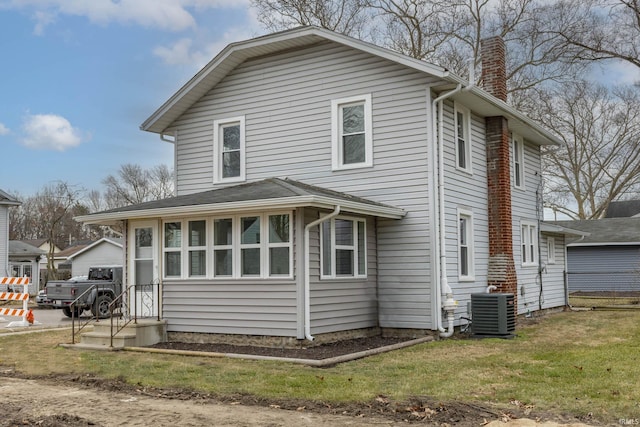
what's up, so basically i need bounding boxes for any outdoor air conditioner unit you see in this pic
[470,293,516,338]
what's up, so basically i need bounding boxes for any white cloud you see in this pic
[4,0,250,34]
[153,26,259,68]
[21,114,84,151]
[0,123,9,135]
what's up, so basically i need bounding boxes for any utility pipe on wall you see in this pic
[303,206,341,341]
[431,84,462,338]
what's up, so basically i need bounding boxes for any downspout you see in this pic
[431,83,462,338]
[161,130,178,196]
[304,206,341,341]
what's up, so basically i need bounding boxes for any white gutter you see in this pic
[431,84,462,338]
[303,206,341,341]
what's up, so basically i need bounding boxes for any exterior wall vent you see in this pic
[470,293,515,338]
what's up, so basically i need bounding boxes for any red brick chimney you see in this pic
[481,36,518,306]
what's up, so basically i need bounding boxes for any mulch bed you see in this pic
[149,336,412,360]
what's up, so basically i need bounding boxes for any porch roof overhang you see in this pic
[75,178,406,226]
[540,222,590,238]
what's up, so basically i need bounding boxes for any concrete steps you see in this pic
[65,319,167,350]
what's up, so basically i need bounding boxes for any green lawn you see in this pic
[1,310,638,424]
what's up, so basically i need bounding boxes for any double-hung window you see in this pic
[331,94,373,170]
[458,209,474,280]
[454,103,472,173]
[188,220,207,277]
[213,218,233,276]
[512,133,524,189]
[547,237,556,265]
[213,116,245,183]
[521,221,538,267]
[321,216,366,279]
[164,222,182,277]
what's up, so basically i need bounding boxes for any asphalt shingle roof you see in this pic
[549,218,640,245]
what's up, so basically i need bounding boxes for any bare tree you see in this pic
[551,0,640,72]
[533,82,640,219]
[250,0,373,37]
[102,164,174,209]
[29,182,85,280]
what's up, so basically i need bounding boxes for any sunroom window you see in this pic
[164,222,181,277]
[162,213,292,280]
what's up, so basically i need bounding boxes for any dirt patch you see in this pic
[0,372,597,426]
[148,335,410,360]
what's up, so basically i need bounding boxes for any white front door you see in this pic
[129,221,159,317]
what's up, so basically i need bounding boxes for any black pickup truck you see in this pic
[44,266,123,318]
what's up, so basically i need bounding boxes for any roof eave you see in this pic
[75,195,406,225]
[140,26,450,135]
[540,222,590,237]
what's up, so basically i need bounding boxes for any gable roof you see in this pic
[604,200,640,218]
[66,237,123,260]
[0,189,20,206]
[76,177,406,225]
[549,218,640,246]
[140,26,560,147]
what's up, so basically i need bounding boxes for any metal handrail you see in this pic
[70,284,108,344]
[109,281,160,347]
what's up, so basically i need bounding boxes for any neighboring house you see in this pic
[8,241,45,293]
[49,238,124,278]
[77,27,581,344]
[23,238,63,279]
[65,237,124,277]
[604,200,640,218]
[551,218,640,294]
[1,189,21,277]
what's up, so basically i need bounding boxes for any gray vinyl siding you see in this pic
[171,41,439,330]
[567,246,640,293]
[437,102,491,324]
[307,209,379,335]
[0,206,8,276]
[162,280,298,336]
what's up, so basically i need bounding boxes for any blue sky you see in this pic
[0,0,263,197]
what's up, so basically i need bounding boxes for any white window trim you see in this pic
[162,212,293,280]
[547,236,556,265]
[521,220,539,267]
[512,133,525,190]
[454,102,472,174]
[187,218,208,278]
[213,116,246,184]
[457,208,475,281]
[331,94,373,170]
[320,216,367,279]
[163,221,183,278]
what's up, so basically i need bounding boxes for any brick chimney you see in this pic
[481,36,518,307]
[480,36,507,102]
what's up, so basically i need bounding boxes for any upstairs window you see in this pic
[213,116,245,183]
[331,94,373,170]
[512,133,524,189]
[454,103,472,173]
[321,216,367,279]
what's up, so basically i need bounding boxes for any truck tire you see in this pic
[62,307,82,318]
[92,295,113,318]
